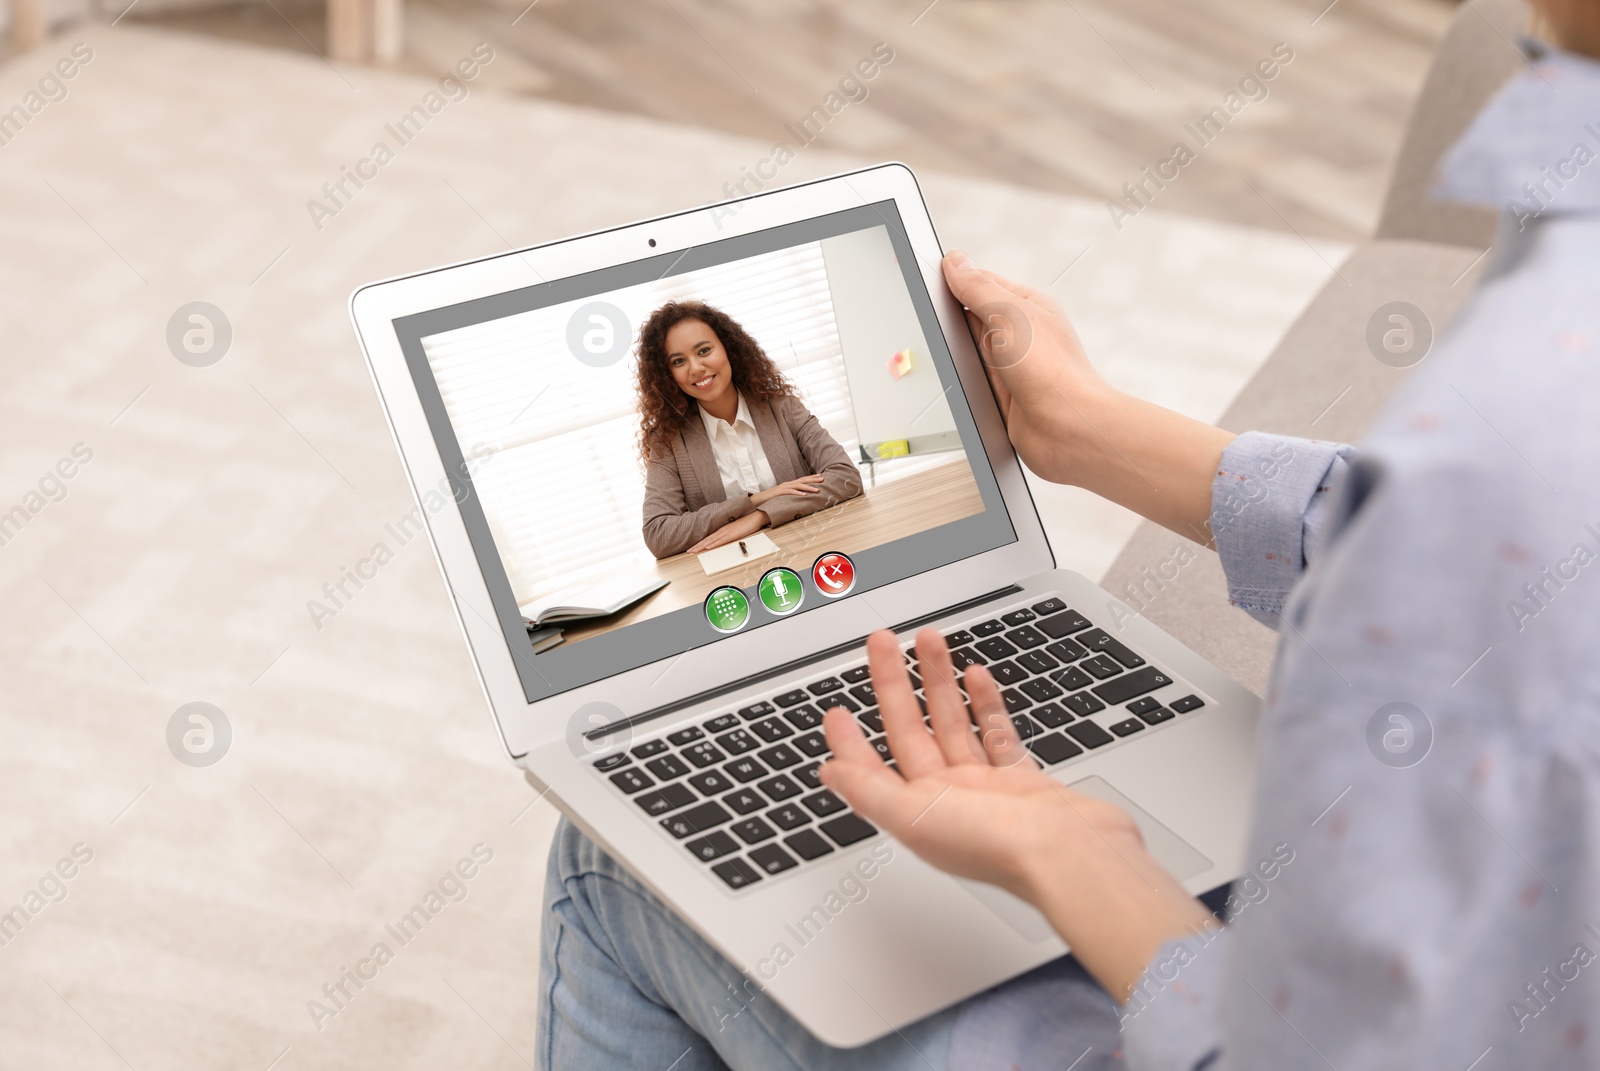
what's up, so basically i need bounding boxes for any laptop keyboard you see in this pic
[590,594,1206,891]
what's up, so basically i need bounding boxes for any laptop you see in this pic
[350,163,1260,1047]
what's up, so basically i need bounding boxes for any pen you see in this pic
[739,540,748,556]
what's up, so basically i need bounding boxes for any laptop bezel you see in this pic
[350,163,1056,761]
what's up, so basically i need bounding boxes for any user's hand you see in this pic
[751,474,826,507]
[941,251,1115,487]
[686,509,770,555]
[820,626,1216,1001]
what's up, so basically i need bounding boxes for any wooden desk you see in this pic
[556,457,985,646]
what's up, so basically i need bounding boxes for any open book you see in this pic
[518,575,669,628]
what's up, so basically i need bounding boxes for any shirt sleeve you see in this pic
[1208,432,1356,629]
[1120,929,1231,1071]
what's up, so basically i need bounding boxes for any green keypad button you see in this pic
[705,586,751,633]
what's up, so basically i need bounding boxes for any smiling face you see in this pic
[665,319,735,407]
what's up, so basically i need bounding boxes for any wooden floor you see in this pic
[116,0,1456,240]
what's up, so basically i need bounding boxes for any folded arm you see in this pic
[755,396,864,528]
[640,453,759,559]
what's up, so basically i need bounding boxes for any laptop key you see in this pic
[1075,628,1146,668]
[667,726,705,747]
[868,738,893,762]
[849,683,877,706]
[840,665,872,684]
[807,677,844,697]
[1037,609,1092,638]
[822,693,860,713]
[684,742,726,768]
[1080,655,1122,680]
[631,739,669,759]
[646,755,691,781]
[1092,666,1173,705]
[725,757,769,783]
[784,829,835,861]
[1010,713,1042,739]
[1031,702,1073,728]
[731,817,777,844]
[635,783,696,815]
[738,701,776,720]
[757,743,802,770]
[686,830,740,861]
[774,690,810,708]
[1001,688,1032,713]
[793,762,824,790]
[687,770,734,796]
[1016,650,1059,675]
[724,788,766,815]
[1064,692,1106,717]
[949,647,986,671]
[710,857,762,888]
[758,774,802,802]
[1027,732,1084,765]
[820,813,878,846]
[1001,609,1036,627]
[1051,666,1093,692]
[793,731,830,758]
[1109,718,1145,737]
[1127,697,1161,716]
[749,717,794,743]
[1031,597,1067,616]
[1045,638,1089,663]
[975,636,1018,661]
[1007,625,1047,650]
[748,844,799,875]
[987,660,1027,685]
[801,789,848,817]
[768,803,811,830]
[784,705,823,730]
[704,713,741,734]
[661,801,732,839]
[1170,694,1205,714]
[856,708,884,734]
[1064,720,1115,749]
[609,768,653,794]
[715,728,759,755]
[1137,705,1176,725]
[944,628,975,647]
[971,619,1006,637]
[1020,678,1064,703]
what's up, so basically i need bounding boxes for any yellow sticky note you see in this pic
[876,439,910,459]
[887,347,914,378]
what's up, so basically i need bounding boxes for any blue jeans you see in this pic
[536,818,1127,1071]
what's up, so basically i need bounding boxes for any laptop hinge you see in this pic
[584,583,1024,741]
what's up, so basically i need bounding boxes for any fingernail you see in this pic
[946,250,971,271]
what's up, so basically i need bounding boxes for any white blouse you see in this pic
[698,393,777,500]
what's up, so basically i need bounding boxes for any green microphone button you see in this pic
[758,568,804,616]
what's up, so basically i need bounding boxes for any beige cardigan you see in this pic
[641,393,864,559]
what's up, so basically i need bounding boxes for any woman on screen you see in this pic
[636,300,863,559]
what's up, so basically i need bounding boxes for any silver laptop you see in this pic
[350,163,1259,1047]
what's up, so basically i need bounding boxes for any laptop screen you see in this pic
[393,201,1016,704]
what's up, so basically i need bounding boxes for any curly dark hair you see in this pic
[635,300,796,462]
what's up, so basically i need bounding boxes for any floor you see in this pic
[119,0,1455,241]
[0,5,1448,1068]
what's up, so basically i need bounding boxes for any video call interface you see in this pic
[398,203,1016,704]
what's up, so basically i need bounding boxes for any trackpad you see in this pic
[955,776,1212,944]
[1068,775,1212,882]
